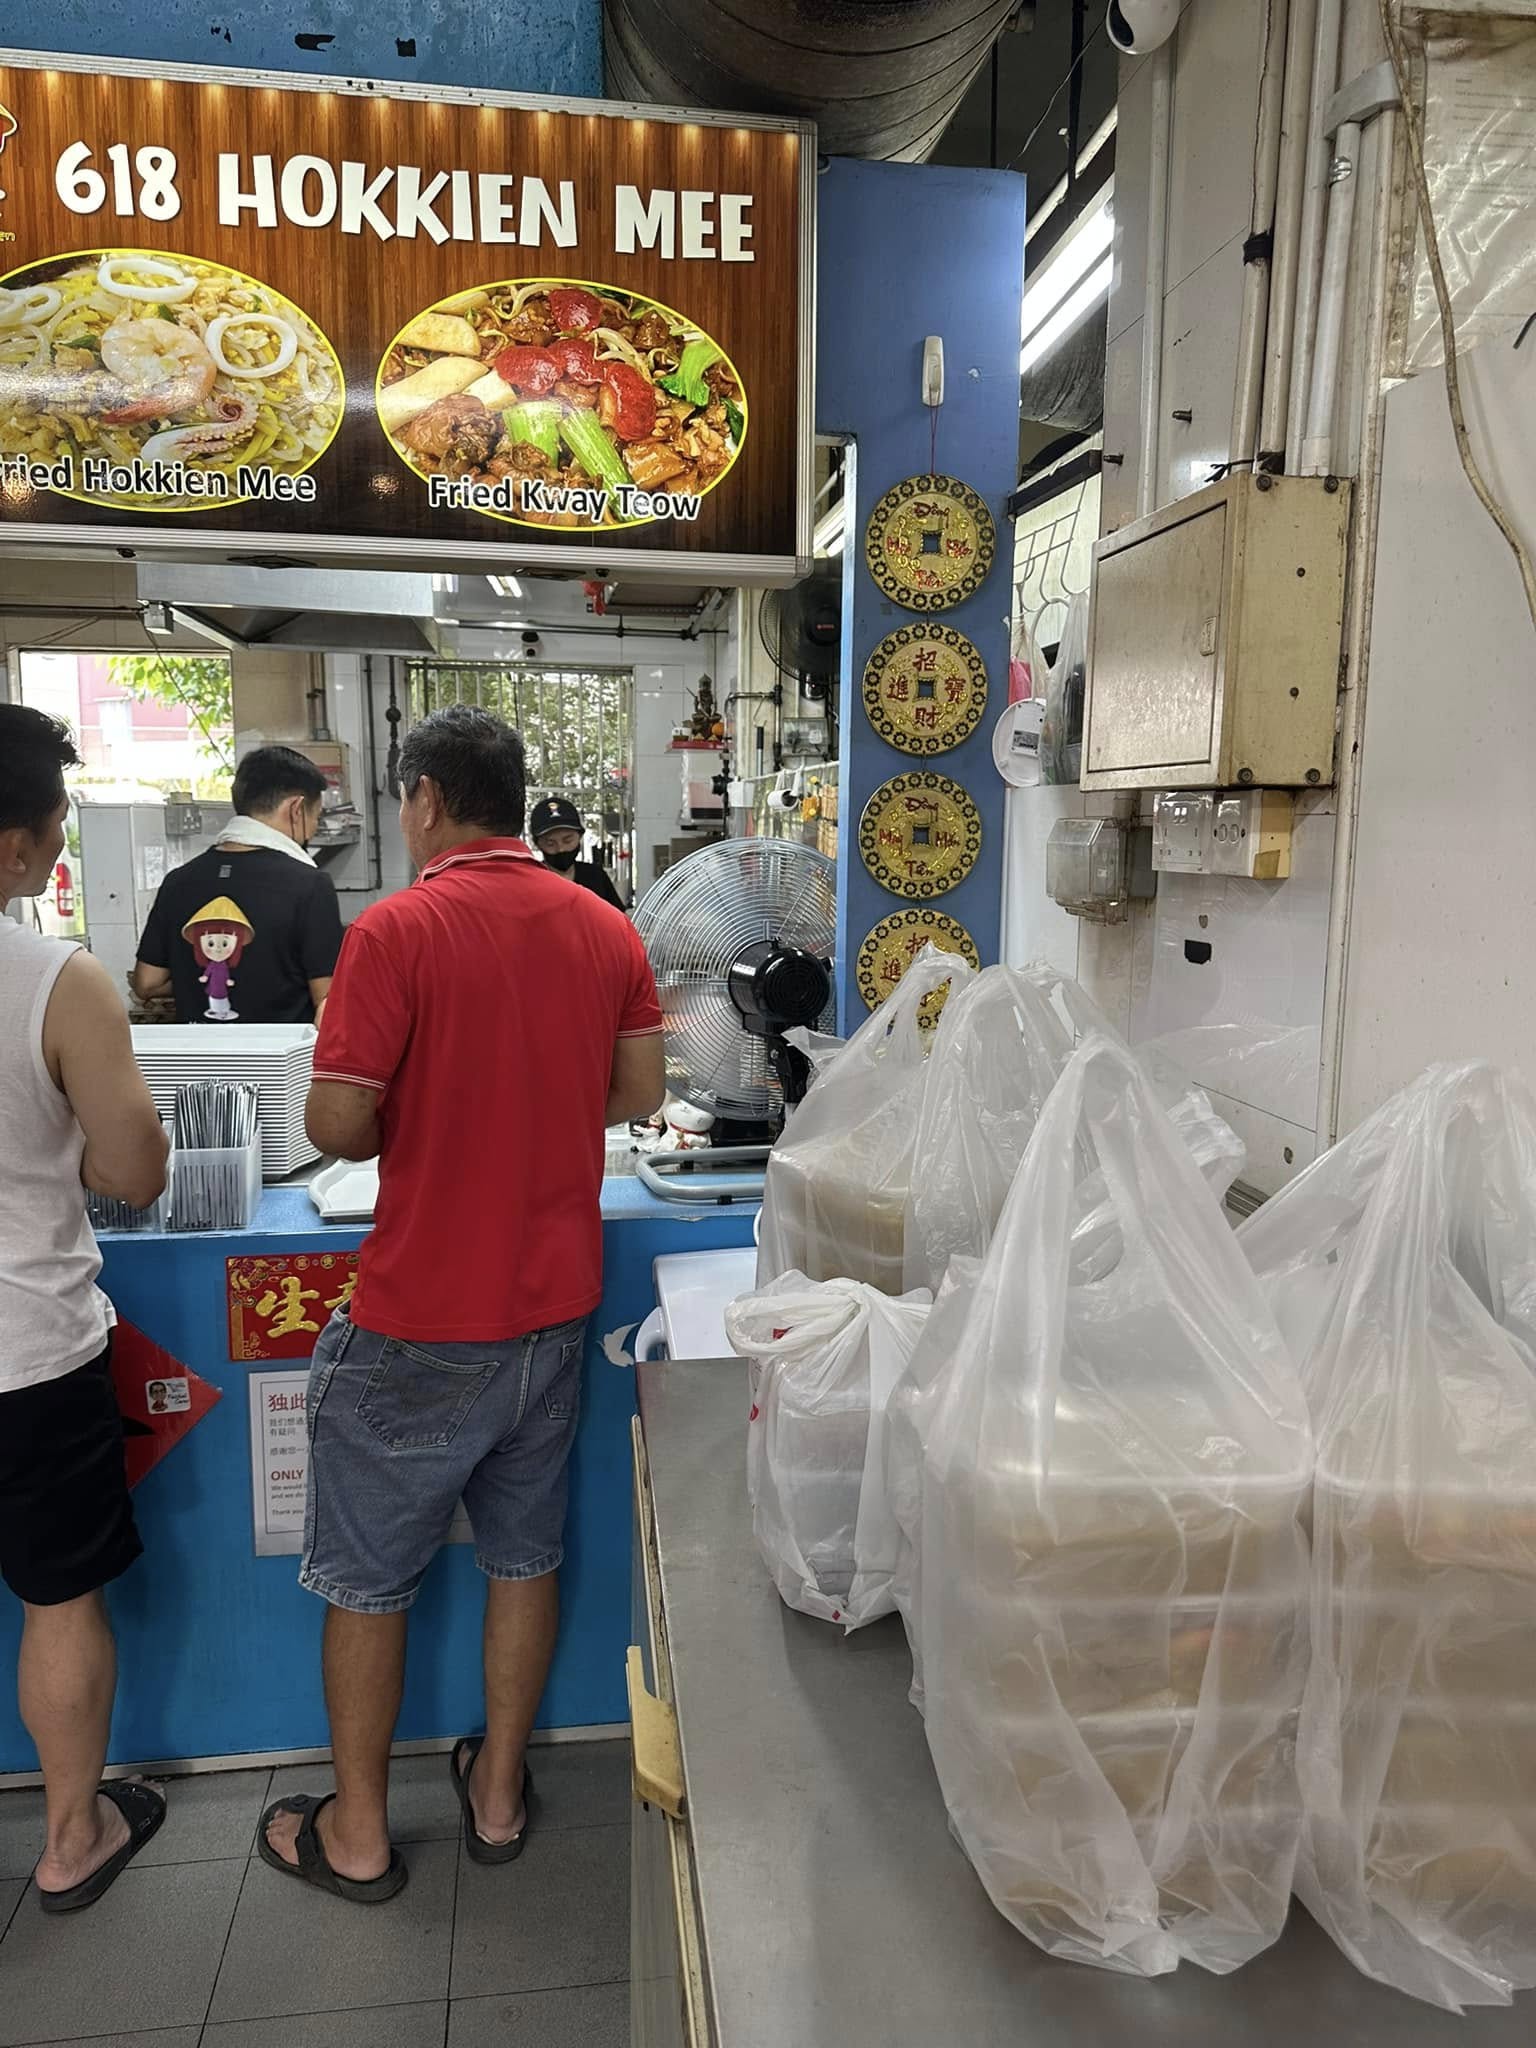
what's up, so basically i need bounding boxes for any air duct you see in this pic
[604,0,1022,162]
[1106,0,1180,57]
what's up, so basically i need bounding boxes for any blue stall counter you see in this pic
[0,1177,755,1777]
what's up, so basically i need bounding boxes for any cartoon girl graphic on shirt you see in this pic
[180,895,253,1022]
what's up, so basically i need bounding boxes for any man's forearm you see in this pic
[328,1111,380,1161]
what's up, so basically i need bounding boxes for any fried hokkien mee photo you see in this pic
[0,248,344,511]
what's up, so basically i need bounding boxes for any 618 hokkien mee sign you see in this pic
[0,52,814,578]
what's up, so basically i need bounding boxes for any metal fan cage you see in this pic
[633,839,837,1120]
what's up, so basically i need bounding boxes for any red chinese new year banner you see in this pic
[226,1250,357,1361]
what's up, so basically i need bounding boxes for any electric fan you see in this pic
[631,839,836,1199]
[760,573,841,696]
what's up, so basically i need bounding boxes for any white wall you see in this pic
[1104,0,1262,531]
[1071,0,1348,1191]
[1002,470,1099,978]
[1337,349,1536,1123]
[1087,0,1528,1180]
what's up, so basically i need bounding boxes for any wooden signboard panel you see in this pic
[0,52,813,578]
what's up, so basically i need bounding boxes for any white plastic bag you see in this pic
[1038,587,1088,785]
[727,1271,931,1629]
[1243,1062,1536,2011]
[885,1253,983,1711]
[911,1034,1311,1977]
[902,963,1245,1295]
[756,945,972,1293]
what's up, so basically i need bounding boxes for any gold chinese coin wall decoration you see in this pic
[862,623,988,756]
[864,473,995,613]
[856,910,982,1025]
[858,771,981,901]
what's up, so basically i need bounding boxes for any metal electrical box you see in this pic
[1082,473,1350,791]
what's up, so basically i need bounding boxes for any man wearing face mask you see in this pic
[131,745,344,1026]
[529,795,626,911]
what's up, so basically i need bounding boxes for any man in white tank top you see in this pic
[0,705,171,1912]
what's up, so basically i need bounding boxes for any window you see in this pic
[406,659,635,875]
[16,648,234,802]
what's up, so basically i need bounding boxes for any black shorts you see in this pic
[0,1338,143,1606]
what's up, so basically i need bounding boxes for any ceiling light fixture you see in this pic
[1020,253,1114,373]
[1021,184,1114,350]
[489,574,524,599]
[1027,108,1117,245]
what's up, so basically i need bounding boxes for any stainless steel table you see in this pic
[633,1357,1534,2048]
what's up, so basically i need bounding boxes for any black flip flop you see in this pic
[37,1779,167,1915]
[450,1736,534,1865]
[257,1793,408,1904]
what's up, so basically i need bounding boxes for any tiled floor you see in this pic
[0,1742,631,2047]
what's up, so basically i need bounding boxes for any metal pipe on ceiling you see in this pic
[604,0,1023,162]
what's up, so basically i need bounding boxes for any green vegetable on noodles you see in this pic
[660,338,724,408]
[504,400,563,463]
[725,399,745,446]
[559,407,629,496]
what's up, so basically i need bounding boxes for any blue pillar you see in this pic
[3,1,602,96]
[816,158,1026,1029]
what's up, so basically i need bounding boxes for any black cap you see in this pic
[530,796,583,840]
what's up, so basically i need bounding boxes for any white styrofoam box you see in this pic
[655,1249,759,1362]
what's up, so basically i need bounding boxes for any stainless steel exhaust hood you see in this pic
[134,563,441,653]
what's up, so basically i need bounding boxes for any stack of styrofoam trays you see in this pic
[131,1024,318,1180]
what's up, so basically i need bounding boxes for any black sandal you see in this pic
[451,1736,534,1865]
[37,1779,167,1915]
[258,1793,408,1904]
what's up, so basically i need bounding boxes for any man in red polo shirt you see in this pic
[260,706,663,1902]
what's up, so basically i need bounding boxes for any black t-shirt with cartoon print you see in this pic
[136,846,344,1025]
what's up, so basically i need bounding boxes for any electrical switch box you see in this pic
[1210,789,1293,879]
[1151,791,1214,873]
[1046,815,1154,924]
[1083,473,1349,792]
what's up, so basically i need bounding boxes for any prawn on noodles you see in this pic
[0,249,343,510]
[376,278,746,529]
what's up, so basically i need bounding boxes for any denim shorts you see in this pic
[300,1309,587,1615]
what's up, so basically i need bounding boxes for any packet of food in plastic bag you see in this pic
[902,963,1244,1295]
[727,1271,931,1629]
[1243,1061,1536,2010]
[756,945,972,1293]
[912,1033,1311,1976]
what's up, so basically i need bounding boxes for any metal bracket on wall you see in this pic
[1324,61,1399,140]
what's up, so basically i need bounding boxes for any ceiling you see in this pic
[930,2,1117,202]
